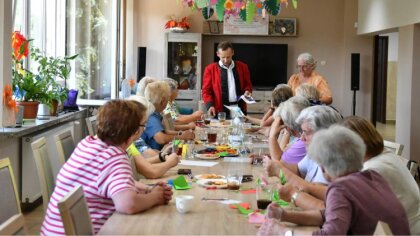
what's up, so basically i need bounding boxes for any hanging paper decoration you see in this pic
[292,0,298,9]
[246,1,257,23]
[178,0,298,22]
[239,9,247,22]
[215,0,226,21]
[202,7,214,19]
[262,0,280,16]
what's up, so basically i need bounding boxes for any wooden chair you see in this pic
[58,185,93,235]
[0,214,25,235]
[55,129,75,165]
[85,115,97,136]
[384,140,404,156]
[373,221,393,235]
[31,137,55,215]
[0,158,21,224]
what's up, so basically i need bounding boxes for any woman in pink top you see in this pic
[288,53,333,104]
[41,100,173,235]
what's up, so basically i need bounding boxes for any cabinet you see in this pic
[164,33,202,111]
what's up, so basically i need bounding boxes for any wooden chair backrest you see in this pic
[85,115,98,136]
[0,158,21,223]
[31,137,55,215]
[0,214,25,235]
[55,129,75,165]
[58,185,93,235]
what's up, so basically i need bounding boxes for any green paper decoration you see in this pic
[239,9,247,22]
[215,0,226,21]
[196,0,208,8]
[246,1,256,23]
[202,7,214,19]
[235,204,254,214]
[263,0,280,16]
[279,169,286,185]
[292,0,298,9]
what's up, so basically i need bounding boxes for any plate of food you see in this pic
[195,148,239,157]
[196,179,227,189]
[195,153,220,160]
[194,173,226,180]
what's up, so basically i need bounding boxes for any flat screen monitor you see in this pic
[214,43,288,90]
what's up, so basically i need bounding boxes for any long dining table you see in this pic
[98,154,319,235]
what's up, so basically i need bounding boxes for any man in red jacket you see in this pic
[202,41,253,118]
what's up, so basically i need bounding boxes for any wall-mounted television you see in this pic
[213,43,288,90]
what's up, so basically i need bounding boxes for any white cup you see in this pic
[175,195,196,213]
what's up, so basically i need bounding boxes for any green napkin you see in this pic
[279,170,286,185]
[272,190,289,206]
[173,175,191,190]
[234,204,254,215]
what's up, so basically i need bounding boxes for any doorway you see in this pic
[372,33,398,141]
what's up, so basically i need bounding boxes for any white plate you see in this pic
[195,153,220,160]
[195,174,226,180]
[196,179,227,188]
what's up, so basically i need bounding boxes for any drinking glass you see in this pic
[207,130,217,143]
[227,169,243,190]
[218,112,226,122]
[252,148,264,165]
[256,184,273,209]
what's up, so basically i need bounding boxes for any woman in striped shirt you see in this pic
[41,100,173,235]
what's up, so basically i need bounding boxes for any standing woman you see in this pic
[288,53,333,104]
[41,100,173,235]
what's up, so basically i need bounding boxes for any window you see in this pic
[66,0,121,103]
[12,0,122,105]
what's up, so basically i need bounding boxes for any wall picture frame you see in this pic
[208,21,220,34]
[273,18,297,36]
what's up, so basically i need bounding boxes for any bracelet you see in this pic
[158,152,166,162]
[291,189,304,207]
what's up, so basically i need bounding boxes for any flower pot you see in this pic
[16,101,40,119]
[50,100,59,116]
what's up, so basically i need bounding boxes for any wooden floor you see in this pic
[23,205,43,235]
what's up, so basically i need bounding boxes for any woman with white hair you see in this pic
[141,81,194,150]
[264,105,342,210]
[259,125,410,235]
[126,95,180,179]
[268,96,310,163]
[288,52,332,104]
[162,78,202,126]
[136,76,158,97]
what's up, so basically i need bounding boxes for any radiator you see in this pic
[21,121,82,204]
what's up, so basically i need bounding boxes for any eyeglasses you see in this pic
[300,129,314,137]
[296,64,309,70]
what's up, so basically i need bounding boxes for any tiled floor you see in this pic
[23,205,43,235]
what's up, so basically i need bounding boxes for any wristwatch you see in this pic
[291,189,304,207]
[158,152,166,162]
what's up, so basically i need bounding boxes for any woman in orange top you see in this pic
[288,53,333,105]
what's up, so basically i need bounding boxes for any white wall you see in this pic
[358,0,420,35]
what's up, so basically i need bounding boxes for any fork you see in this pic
[201,197,228,201]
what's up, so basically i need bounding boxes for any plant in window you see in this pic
[12,31,77,116]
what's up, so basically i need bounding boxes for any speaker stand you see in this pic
[352,89,357,116]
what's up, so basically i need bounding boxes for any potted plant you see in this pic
[31,47,77,116]
[12,31,77,118]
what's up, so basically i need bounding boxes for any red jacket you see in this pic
[202,61,252,113]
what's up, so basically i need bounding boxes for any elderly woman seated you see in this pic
[126,95,180,179]
[245,84,293,127]
[41,100,173,235]
[264,105,342,210]
[141,81,194,150]
[267,96,310,164]
[259,125,410,235]
[163,78,202,130]
[341,116,420,234]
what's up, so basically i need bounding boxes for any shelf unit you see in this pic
[163,33,202,111]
